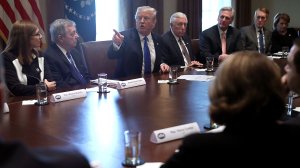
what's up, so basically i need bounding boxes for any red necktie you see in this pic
[221,31,226,54]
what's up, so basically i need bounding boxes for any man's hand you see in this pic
[112,29,124,46]
[160,63,170,73]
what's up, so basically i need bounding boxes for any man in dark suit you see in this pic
[199,6,243,65]
[44,19,91,88]
[107,6,169,79]
[241,7,272,55]
[161,12,202,67]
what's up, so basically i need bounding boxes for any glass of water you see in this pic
[98,73,108,93]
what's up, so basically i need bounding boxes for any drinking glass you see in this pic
[122,130,145,167]
[98,73,109,93]
[35,82,48,105]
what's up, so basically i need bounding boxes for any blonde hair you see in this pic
[209,51,285,125]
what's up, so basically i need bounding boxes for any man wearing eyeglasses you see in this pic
[199,6,243,65]
[107,6,169,79]
[241,8,272,55]
[44,19,91,88]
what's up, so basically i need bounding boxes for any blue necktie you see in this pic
[143,36,151,74]
[66,52,86,84]
[258,30,265,54]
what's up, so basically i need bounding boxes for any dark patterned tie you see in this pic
[66,52,86,84]
[178,38,191,65]
[143,36,151,74]
[258,30,265,54]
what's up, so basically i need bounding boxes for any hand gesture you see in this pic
[112,29,124,46]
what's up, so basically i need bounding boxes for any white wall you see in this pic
[163,0,177,33]
[251,0,300,30]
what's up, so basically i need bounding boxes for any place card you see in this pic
[150,122,200,144]
[3,102,9,113]
[116,78,146,89]
[50,89,87,103]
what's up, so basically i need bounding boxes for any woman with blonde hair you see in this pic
[2,20,56,96]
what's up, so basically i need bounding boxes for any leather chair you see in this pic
[191,39,205,64]
[80,40,116,79]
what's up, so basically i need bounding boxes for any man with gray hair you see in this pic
[107,6,169,78]
[161,12,202,67]
[240,7,272,55]
[44,19,91,88]
[199,6,243,65]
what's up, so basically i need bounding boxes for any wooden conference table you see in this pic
[0,67,213,168]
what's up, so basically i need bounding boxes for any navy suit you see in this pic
[44,43,91,88]
[107,28,164,78]
[199,25,243,64]
[161,30,196,66]
[241,24,272,55]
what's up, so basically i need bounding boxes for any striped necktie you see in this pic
[258,29,265,54]
[178,38,191,65]
[66,52,86,84]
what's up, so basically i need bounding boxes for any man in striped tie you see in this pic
[44,19,91,88]
[108,6,169,79]
[161,12,203,67]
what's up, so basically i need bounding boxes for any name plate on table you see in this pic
[150,122,200,144]
[50,89,87,103]
[116,78,146,89]
[3,102,9,113]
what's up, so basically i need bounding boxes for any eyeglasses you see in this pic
[256,16,266,20]
[32,32,43,38]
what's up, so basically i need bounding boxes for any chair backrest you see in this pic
[80,40,116,79]
[191,38,205,64]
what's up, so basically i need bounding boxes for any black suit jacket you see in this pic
[107,28,163,78]
[161,123,300,167]
[199,25,243,64]
[0,141,91,168]
[2,50,53,96]
[44,43,91,88]
[161,30,196,66]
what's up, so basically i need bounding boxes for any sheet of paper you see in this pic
[158,80,169,84]
[177,75,215,81]
[194,68,206,72]
[22,100,37,105]
[293,107,300,112]
[137,162,164,168]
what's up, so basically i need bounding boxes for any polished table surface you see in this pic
[0,67,213,168]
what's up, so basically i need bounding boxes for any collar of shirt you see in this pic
[218,28,227,37]
[170,29,181,41]
[255,26,264,33]
[139,33,153,42]
[56,44,69,58]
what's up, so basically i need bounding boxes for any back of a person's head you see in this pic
[209,51,285,125]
